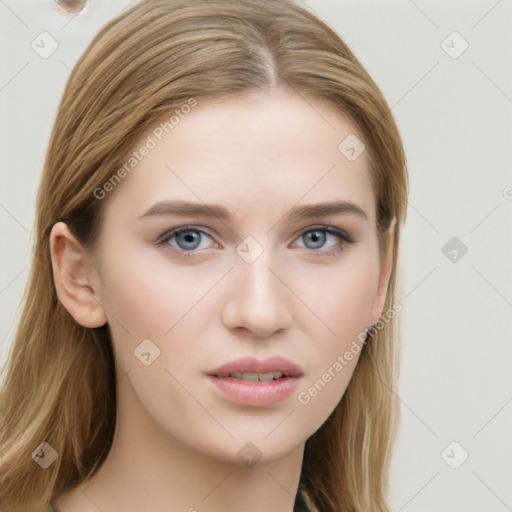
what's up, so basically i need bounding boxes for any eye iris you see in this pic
[305,230,326,249]
[176,230,201,250]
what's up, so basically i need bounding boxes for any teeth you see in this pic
[258,372,275,382]
[227,371,284,381]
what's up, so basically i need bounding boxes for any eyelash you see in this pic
[156,225,355,258]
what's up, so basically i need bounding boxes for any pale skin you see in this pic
[50,89,394,512]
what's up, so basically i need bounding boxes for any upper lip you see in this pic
[208,357,303,378]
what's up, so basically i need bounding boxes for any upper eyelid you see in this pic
[158,225,216,243]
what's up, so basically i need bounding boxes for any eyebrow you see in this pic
[138,199,368,222]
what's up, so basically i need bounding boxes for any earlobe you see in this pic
[368,222,395,326]
[49,221,107,328]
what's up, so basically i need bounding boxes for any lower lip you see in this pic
[208,375,300,405]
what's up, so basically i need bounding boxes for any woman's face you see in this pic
[79,90,392,466]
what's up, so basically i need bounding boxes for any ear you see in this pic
[49,221,107,328]
[368,220,395,326]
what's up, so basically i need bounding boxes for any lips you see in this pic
[207,357,303,406]
[208,356,303,379]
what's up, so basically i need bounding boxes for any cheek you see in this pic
[296,252,379,342]
[98,246,209,338]
[293,252,378,419]
[98,246,225,378]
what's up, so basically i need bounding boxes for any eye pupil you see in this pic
[304,230,326,249]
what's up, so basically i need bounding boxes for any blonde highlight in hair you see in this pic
[0,1,408,510]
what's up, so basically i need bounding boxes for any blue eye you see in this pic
[157,227,216,253]
[157,226,355,257]
[294,227,355,255]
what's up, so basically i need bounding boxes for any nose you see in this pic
[220,246,293,338]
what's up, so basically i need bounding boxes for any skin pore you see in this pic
[50,88,394,512]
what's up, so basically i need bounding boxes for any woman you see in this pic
[0,1,408,511]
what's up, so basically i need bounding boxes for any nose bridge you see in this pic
[221,233,292,336]
[236,234,283,303]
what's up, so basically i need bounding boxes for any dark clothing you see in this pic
[294,489,312,511]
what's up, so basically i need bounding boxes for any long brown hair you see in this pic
[0,1,408,510]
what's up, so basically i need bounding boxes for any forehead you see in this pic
[102,90,375,225]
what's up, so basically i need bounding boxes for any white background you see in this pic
[0,1,511,511]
